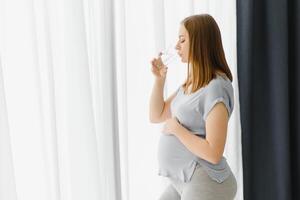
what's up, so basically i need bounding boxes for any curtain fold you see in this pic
[237,0,300,199]
[0,56,18,200]
[0,0,121,199]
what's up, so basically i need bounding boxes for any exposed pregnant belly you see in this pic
[157,134,196,170]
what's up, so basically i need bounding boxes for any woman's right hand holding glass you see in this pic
[151,52,168,79]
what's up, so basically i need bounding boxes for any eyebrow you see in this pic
[179,35,185,38]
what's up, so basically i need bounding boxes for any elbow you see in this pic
[149,112,156,123]
[149,109,165,123]
[210,158,221,165]
[209,154,222,165]
[212,156,222,165]
[149,116,161,123]
[149,118,156,123]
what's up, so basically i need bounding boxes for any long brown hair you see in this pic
[181,14,233,94]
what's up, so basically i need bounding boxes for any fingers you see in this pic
[159,66,168,77]
[162,66,168,71]
[151,59,155,67]
[150,55,168,78]
[151,58,164,69]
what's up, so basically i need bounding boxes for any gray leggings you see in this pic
[159,165,237,200]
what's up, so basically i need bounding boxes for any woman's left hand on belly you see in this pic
[162,117,181,135]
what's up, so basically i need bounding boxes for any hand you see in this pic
[162,117,181,135]
[150,52,168,79]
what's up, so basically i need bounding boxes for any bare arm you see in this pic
[149,77,178,123]
[149,77,165,122]
[149,53,178,123]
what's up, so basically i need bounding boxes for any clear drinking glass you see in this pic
[160,44,180,66]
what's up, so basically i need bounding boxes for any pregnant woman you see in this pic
[149,14,237,200]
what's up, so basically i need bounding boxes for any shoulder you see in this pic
[205,76,233,95]
[202,76,234,120]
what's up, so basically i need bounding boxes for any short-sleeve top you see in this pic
[157,74,234,183]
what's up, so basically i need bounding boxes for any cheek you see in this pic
[183,44,188,53]
[184,46,189,57]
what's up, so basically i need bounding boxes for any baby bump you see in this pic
[157,134,196,169]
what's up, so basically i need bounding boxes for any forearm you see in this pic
[174,125,220,164]
[149,78,166,120]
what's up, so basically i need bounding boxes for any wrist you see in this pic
[174,121,185,137]
[155,77,166,86]
[155,77,166,82]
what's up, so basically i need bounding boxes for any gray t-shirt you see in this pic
[157,74,234,183]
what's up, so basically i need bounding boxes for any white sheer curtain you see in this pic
[0,0,120,199]
[0,0,243,200]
